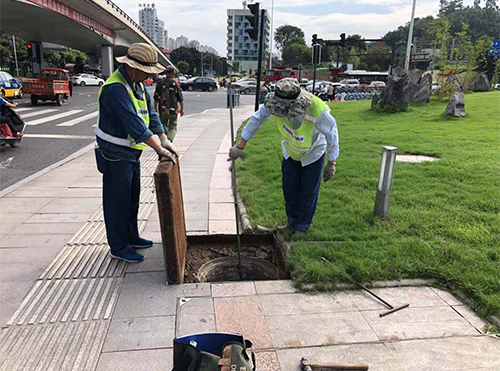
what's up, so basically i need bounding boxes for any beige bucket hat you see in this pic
[116,43,166,74]
[264,78,313,117]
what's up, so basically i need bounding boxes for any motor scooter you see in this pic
[0,104,26,148]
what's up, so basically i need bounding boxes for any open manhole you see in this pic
[397,154,440,163]
[184,235,289,283]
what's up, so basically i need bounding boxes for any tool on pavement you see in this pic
[301,357,369,371]
[321,257,409,317]
[228,84,243,280]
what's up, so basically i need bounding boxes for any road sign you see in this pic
[489,40,500,56]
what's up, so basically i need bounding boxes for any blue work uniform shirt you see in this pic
[96,65,164,162]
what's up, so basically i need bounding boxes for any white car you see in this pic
[72,74,104,87]
[339,79,360,89]
[178,75,188,83]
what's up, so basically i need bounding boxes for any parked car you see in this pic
[369,81,386,89]
[0,72,23,99]
[178,75,188,83]
[339,79,360,89]
[181,77,218,92]
[71,73,104,87]
[143,78,154,86]
[231,80,257,94]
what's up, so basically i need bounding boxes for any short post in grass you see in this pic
[374,146,398,220]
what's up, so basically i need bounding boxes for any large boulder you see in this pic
[470,73,490,92]
[404,69,423,101]
[374,69,408,111]
[444,92,465,117]
[413,74,432,103]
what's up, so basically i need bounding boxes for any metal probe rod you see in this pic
[228,85,243,280]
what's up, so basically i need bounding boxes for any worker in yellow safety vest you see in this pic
[228,78,339,237]
[95,43,177,263]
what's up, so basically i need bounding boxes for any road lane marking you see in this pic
[23,134,94,139]
[26,110,84,126]
[20,109,58,118]
[56,111,98,127]
[14,107,35,113]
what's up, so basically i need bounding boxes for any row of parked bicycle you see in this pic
[315,91,378,102]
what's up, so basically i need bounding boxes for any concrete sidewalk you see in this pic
[0,103,499,371]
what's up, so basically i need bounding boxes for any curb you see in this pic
[0,142,96,198]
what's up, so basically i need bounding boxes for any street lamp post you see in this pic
[405,0,417,70]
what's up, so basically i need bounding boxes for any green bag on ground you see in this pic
[172,339,255,371]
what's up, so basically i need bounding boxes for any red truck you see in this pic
[22,67,72,106]
[264,68,300,84]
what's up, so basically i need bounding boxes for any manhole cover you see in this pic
[397,155,440,163]
[197,257,281,282]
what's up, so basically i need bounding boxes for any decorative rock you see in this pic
[470,73,490,92]
[404,69,423,101]
[413,74,432,103]
[445,76,463,92]
[444,92,465,117]
[371,93,380,108]
[373,69,408,111]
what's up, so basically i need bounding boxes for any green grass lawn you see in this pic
[236,91,500,317]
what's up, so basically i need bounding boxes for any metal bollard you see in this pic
[154,157,187,284]
[374,146,398,220]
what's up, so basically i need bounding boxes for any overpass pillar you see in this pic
[101,46,113,79]
[30,43,45,77]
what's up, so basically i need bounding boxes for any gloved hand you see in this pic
[155,146,176,165]
[323,161,336,182]
[227,145,244,161]
[159,134,178,156]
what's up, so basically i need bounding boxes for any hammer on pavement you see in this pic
[301,357,369,371]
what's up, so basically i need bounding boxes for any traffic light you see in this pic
[312,34,318,46]
[245,2,260,41]
[249,68,252,74]
[340,33,346,48]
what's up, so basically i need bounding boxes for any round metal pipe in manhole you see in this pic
[197,257,281,282]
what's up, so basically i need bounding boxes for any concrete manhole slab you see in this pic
[397,155,440,163]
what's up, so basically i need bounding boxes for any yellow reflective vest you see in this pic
[95,69,149,150]
[276,95,328,161]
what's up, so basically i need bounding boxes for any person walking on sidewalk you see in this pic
[95,43,177,263]
[228,78,339,237]
[154,65,184,142]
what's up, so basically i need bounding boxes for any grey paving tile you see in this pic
[0,197,54,214]
[430,287,463,306]
[210,175,232,189]
[96,348,173,371]
[178,297,214,315]
[186,219,208,231]
[209,220,236,235]
[182,189,209,204]
[25,213,93,223]
[277,343,401,371]
[0,281,34,326]
[140,243,165,259]
[267,312,378,348]
[176,314,216,338]
[0,234,72,249]
[362,306,479,341]
[184,202,209,220]
[5,187,67,198]
[102,316,175,352]
[58,188,102,198]
[347,286,447,311]
[209,189,233,203]
[209,202,235,220]
[452,305,488,333]
[37,200,101,214]
[260,292,357,316]
[385,336,500,371]
[211,282,256,297]
[114,272,210,319]
[0,213,32,223]
[8,222,84,235]
[0,223,19,235]
[141,231,162,244]
[127,258,166,273]
[255,280,297,295]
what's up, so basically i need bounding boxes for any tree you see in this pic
[177,61,189,74]
[274,25,305,53]
[371,64,381,71]
[356,62,368,70]
[282,43,310,66]
[64,48,89,64]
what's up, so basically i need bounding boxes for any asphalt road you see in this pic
[0,85,255,191]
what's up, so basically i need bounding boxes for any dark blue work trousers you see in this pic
[281,153,325,232]
[95,148,140,255]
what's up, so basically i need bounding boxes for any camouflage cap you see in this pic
[264,78,313,117]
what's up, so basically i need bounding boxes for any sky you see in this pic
[113,0,477,56]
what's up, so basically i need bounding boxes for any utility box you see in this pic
[154,158,187,284]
